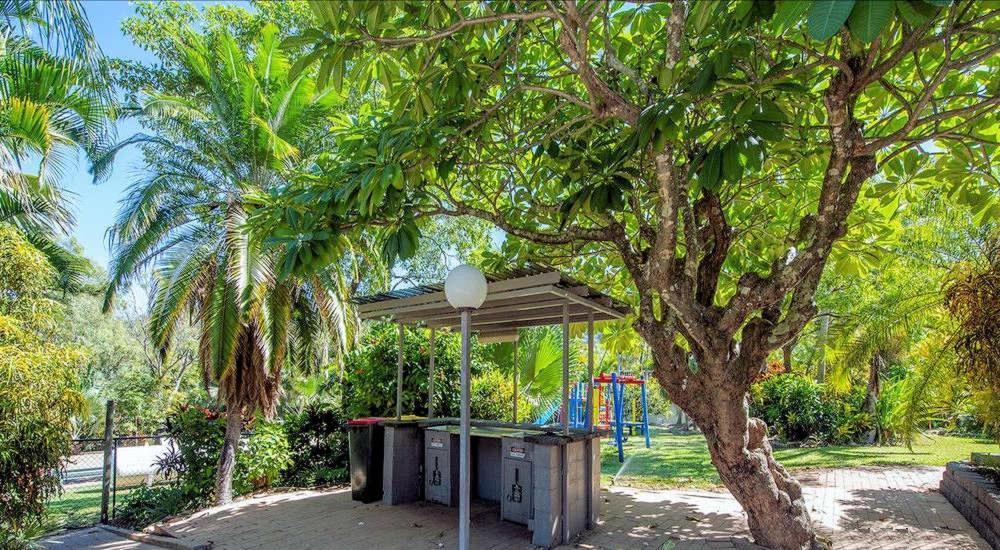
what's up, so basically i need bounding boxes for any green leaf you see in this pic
[391,164,404,190]
[847,0,894,42]
[691,64,716,95]
[588,186,609,213]
[688,0,720,33]
[754,98,788,123]
[699,149,723,192]
[381,231,400,265]
[773,0,811,31]
[559,191,584,229]
[713,51,733,77]
[657,65,675,90]
[330,57,345,92]
[734,0,754,21]
[722,141,744,183]
[896,0,934,26]
[808,0,856,41]
[748,120,785,141]
[289,47,324,81]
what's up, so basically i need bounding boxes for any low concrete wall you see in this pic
[940,461,1000,549]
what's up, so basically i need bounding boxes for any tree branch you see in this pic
[352,10,556,47]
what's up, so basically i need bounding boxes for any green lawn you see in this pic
[601,428,997,489]
[43,482,141,531]
[44,483,104,530]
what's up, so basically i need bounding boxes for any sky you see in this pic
[62,1,152,269]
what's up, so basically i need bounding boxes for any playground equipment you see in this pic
[560,372,651,462]
[534,398,561,426]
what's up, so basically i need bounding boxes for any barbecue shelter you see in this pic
[350,265,629,548]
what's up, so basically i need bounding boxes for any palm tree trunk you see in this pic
[862,353,882,444]
[782,337,796,373]
[215,403,243,505]
[815,315,830,383]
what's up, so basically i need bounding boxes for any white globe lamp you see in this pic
[444,264,488,310]
[445,263,487,550]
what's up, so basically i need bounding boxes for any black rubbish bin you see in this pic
[348,417,385,503]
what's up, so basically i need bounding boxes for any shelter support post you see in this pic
[560,303,570,545]
[512,336,518,423]
[428,326,436,418]
[459,309,472,550]
[585,313,594,528]
[396,323,404,420]
[586,314,594,431]
[562,303,569,435]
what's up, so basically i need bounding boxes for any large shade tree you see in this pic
[102,22,358,504]
[270,1,999,548]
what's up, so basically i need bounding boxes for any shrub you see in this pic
[343,323,498,418]
[163,404,227,498]
[113,484,199,529]
[237,420,291,492]
[826,386,869,444]
[969,390,1000,441]
[116,405,224,529]
[750,374,838,442]
[281,404,349,486]
[0,225,87,541]
[118,404,293,529]
[470,367,533,421]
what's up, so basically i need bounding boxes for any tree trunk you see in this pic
[782,338,796,373]
[862,353,882,444]
[697,390,819,550]
[815,315,830,383]
[215,404,243,505]
[653,351,821,550]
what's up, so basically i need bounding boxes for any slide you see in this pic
[534,399,560,425]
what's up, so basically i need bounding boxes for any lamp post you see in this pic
[444,264,487,550]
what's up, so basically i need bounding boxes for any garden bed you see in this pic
[940,461,1000,549]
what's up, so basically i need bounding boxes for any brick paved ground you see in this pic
[156,466,987,550]
[40,526,158,549]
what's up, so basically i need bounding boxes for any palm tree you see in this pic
[0,0,109,285]
[0,0,102,62]
[101,23,360,504]
[828,286,940,444]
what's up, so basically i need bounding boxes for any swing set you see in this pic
[565,372,651,462]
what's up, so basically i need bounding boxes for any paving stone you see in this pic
[150,466,990,549]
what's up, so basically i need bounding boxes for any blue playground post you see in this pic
[640,374,651,448]
[611,372,625,462]
[570,383,580,427]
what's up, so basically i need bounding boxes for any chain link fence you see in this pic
[49,438,107,528]
[49,400,181,529]
[52,434,175,527]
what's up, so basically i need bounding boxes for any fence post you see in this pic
[100,400,115,524]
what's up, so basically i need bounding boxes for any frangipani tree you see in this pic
[268,2,998,548]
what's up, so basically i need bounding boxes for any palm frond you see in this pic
[203,263,241,382]
[148,238,216,351]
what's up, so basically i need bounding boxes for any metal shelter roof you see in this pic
[354,265,630,338]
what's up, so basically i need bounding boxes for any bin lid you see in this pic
[347,417,384,426]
